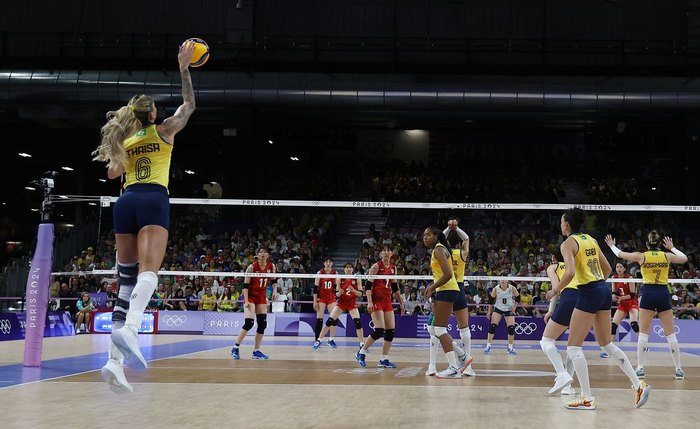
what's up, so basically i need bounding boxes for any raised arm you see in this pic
[158,40,196,142]
[604,234,644,264]
[663,237,688,264]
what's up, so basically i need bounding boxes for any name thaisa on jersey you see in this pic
[126,143,160,157]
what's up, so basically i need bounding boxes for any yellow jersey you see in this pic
[640,250,669,285]
[451,248,466,283]
[123,124,173,189]
[431,243,460,292]
[571,234,604,286]
[555,262,578,291]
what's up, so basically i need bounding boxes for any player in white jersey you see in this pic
[484,277,519,355]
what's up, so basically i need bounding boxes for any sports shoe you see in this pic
[378,359,397,368]
[483,345,491,355]
[436,366,462,379]
[565,395,596,410]
[111,326,147,371]
[599,352,610,358]
[675,368,686,380]
[425,364,437,376]
[251,350,269,360]
[548,373,574,395]
[506,348,517,355]
[355,351,366,367]
[312,340,321,350]
[459,356,474,375]
[635,367,645,379]
[462,364,476,377]
[327,339,337,349]
[100,359,133,394]
[635,381,651,408]
[561,386,576,396]
[231,346,240,360]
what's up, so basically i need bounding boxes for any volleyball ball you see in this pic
[186,38,209,67]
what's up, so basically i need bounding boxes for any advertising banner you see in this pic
[157,311,206,333]
[0,313,23,341]
[93,311,157,334]
[203,312,276,336]
[618,319,699,344]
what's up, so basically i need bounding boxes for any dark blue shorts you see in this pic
[494,307,513,317]
[434,289,462,307]
[551,288,579,326]
[453,282,468,312]
[575,280,611,314]
[639,284,673,312]
[113,184,170,234]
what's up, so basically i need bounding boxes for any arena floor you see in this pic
[1,335,698,428]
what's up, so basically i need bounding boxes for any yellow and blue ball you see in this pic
[186,38,209,67]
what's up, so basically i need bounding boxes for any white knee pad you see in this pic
[567,345,584,362]
[434,326,448,337]
[540,336,555,352]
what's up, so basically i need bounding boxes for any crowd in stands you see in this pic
[51,206,339,319]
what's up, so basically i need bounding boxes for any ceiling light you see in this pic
[31,208,39,212]
[98,179,107,183]
[25,186,36,191]
[185,170,195,175]
[58,195,68,199]
[18,153,32,158]
[268,140,274,144]
[88,203,97,206]
[61,166,74,171]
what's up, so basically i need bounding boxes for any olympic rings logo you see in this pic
[162,315,188,327]
[514,322,537,335]
[653,324,680,337]
[0,319,12,335]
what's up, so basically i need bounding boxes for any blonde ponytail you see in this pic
[92,94,154,169]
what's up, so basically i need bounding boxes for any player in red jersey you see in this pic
[355,245,404,368]
[601,262,639,358]
[313,256,340,348]
[314,263,365,349]
[231,248,276,360]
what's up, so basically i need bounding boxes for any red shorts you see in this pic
[337,301,357,312]
[248,294,267,305]
[371,301,394,313]
[616,298,639,313]
[317,297,336,306]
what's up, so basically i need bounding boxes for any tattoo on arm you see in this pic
[159,69,196,138]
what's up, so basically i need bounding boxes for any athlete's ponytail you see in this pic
[93,94,153,169]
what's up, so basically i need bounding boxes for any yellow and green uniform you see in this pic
[123,124,173,189]
[451,248,466,283]
[431,243,460,292]
[640,250,669,285]
[571,233,604,285]
[556,262,579,291]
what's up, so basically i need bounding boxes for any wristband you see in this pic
[670,247,686,257]
[610,245,622,257]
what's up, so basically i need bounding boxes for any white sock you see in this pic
[666,334,682,370]
[540,337,566,374]
[380,354,388,361]
[567,346,592,399]
[125,271,158,330]
[485,342,491,348]
[451,340,465,358]
[602,342,640,389]
[637,333,649,370]
[459,327,472,356]
[359,348,367,355]
[429,336,439,366]
[565,355,575,377]
[446,350,458,368]
[329,337,334,341]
